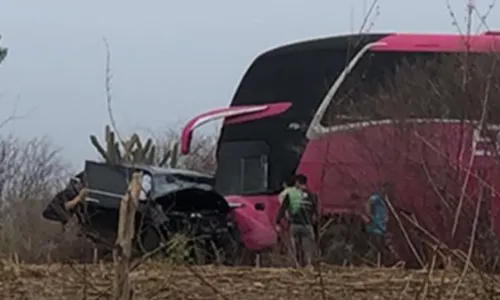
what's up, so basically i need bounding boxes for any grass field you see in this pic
[1,260,499,300]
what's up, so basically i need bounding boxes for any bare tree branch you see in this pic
[0,96,28,130]
[102,37,125,148]
[358,0,380,33]
[474,0,497,33]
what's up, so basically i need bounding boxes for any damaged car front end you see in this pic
[43,160,242,264]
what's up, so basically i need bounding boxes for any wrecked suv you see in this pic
[43,160,243,264]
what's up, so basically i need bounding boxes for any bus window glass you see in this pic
[319,51,497,126]
[215,140,270,195]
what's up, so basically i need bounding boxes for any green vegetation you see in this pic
[0,35,7,64]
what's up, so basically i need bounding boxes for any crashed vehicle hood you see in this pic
[84,161,231,213]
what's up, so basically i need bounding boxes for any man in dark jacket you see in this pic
[42,173,87,226]
[276,174,318,267]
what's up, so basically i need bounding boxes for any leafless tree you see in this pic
[154,128,218,175]
[0,135,81,262]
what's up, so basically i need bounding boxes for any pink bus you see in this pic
[181,32,500,266]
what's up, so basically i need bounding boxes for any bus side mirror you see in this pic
[254,203,265,211]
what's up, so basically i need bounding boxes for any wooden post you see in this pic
[93,248,98,264]
[113,172,142,300]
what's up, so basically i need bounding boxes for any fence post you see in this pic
[113,172,142,300]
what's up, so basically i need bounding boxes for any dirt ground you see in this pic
[1,260,499,300]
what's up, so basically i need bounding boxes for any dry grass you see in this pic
[0,261,499,300]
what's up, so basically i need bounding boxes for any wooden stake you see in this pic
[113,172,142,300]
[93,248,98,264]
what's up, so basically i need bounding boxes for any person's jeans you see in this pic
[367,233,387,265]
[290,224,316,267]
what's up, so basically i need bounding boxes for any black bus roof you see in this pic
[257,33,389,58]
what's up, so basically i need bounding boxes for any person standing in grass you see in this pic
[276,174,318,267]
[365,182,391,265]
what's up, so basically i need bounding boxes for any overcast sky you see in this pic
[1,0,500,169]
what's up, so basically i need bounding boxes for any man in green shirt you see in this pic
[276,174,318,267]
